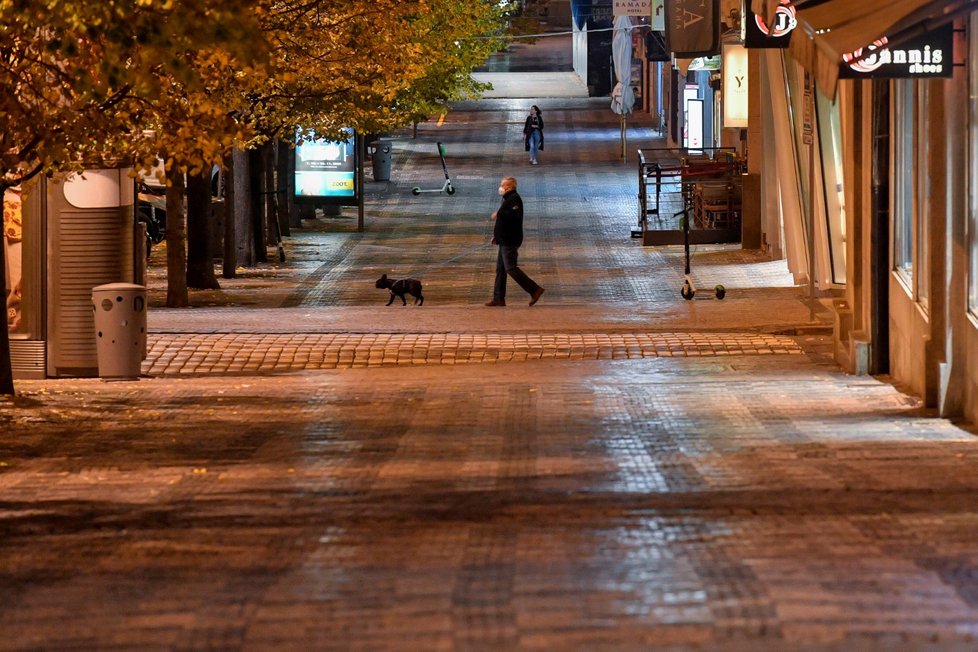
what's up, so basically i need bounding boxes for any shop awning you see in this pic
[755,0,974,96]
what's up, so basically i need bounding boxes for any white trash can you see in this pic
[92,283,147,379]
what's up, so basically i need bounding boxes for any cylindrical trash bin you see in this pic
[370,140,392,181]
[92,283,147,379]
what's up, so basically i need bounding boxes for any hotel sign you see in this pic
[839,24,953,80]
[665,0,720,57]
[614,0,651,17]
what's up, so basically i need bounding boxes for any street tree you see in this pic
[208,0,506,276]
[0,0,265,394]
[246,0,505,141]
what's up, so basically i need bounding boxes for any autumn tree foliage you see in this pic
[0,0,264,187]
[246,0,504,141]
[0,0,506,393]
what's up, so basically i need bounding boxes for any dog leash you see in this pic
[393,213,497,277]
[396,240,493,277]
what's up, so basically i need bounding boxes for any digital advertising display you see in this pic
[295,129,359,204]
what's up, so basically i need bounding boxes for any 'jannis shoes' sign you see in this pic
[839,23,953,80]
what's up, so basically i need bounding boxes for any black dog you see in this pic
[375,274,424,306]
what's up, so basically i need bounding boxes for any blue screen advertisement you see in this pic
[295,130,356,198]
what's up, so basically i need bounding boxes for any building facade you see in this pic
[744,1,978,423]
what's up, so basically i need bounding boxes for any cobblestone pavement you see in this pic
[143,332,801,376]
[6,71,978,650]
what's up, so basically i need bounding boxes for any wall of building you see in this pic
[888,278,929,399]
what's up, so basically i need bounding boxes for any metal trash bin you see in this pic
[92,283,147,379]
[370,140,392,181]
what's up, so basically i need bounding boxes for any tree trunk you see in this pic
[233,149,254,267]
[263,141,286,262]
[165,172,189,307]
[186,169,220,290]
[249,149,267,263]
[276,140,291,236]
[223,155,237,278]
[263,142,277,246]
[0,183,14,394]
[284,142,301,230]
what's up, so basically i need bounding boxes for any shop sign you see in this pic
[745,0,795,48]
[652,0,665,31]
[614,0,651,17]
[665,0,720,57]
[802,72,813,145]
[839,23,953,80]
[722,44,749,128]
[645,31,670,61]
[294,129,359,205]
[688,55,721,70]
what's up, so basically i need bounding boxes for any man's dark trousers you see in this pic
[494,245,541,301]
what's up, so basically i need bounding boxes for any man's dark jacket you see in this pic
[494,190,524,247]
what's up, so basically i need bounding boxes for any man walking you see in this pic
[486,177,545,307]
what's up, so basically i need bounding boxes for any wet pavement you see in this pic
[4,68,978,650]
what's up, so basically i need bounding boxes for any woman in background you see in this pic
[523,105,544,165]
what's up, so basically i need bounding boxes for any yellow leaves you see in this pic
[0,0,504,186]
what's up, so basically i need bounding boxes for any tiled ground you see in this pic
[143,332,802,375]
[4,354,978,650]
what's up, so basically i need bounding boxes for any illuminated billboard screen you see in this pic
[295,130,358,204]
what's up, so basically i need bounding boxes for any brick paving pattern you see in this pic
[143,332,802,375]
[4,354,978,650]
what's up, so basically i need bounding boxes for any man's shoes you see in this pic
[485,299,506,306]
[531,160,539,165]
[529,287,545,306]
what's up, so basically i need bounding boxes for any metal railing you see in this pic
[636,147,744,245]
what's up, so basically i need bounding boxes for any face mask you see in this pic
[498,186,506,195]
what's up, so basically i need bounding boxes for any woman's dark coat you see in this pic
[523,115,544,152]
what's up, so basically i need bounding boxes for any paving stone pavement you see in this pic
[143,332,802,376]
[5,354,978,650]
[6,69,978,650]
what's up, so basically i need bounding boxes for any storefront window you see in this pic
[782,59,813,261]
[783,56,846,287]
[892,80,915,283]
[916,84,929,306]
[816,88,847,285]
[3,186,25,335]
[969,14,978,314]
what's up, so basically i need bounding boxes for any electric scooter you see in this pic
[676,207,726,301]
[412,142,455,196]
